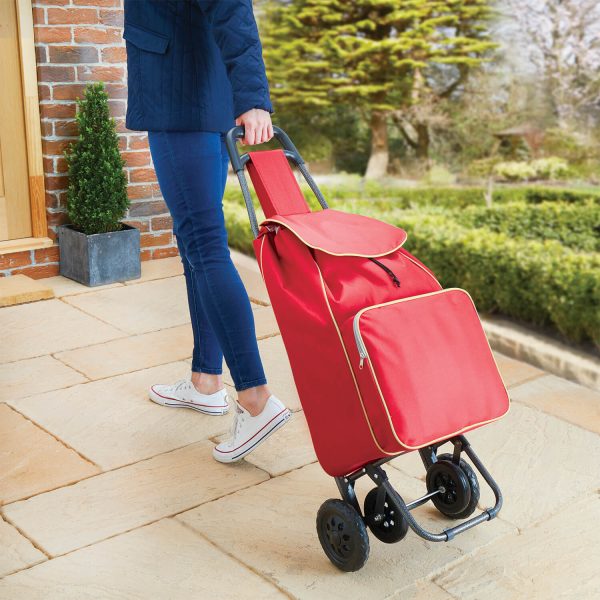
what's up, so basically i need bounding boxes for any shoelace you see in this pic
[228,402,246,439]
[173,378,190,392]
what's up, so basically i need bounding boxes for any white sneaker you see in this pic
[213,394,291,463]
[149,378,230,416]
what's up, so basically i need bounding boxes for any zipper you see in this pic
[353,311,369,369]
[368,257,401,287]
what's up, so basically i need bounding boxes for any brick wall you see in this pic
[2,0,178,279]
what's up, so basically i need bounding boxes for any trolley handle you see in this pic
[225,125,329,239]
[225,125,304,173]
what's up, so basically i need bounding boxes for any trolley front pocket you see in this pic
[352,288,509,451]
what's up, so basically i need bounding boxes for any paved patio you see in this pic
[1,253,599,599]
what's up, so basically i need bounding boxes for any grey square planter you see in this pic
[58,223,141,286]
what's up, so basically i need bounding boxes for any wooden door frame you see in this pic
[0,0,49,254]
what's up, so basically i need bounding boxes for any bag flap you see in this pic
[123,22,170,54]
[260,208,407,257]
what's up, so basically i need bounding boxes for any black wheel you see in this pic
[316,499,370,572]
[363,487,409,544]
[426,453,480,519]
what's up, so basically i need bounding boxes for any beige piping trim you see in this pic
[355,287,511,450]
[314,261,397,456]
[258,234,266,283]
[261,217,407,258]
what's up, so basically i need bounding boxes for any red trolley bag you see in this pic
[226,126,509,572]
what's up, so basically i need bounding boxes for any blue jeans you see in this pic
[147,130,267,392]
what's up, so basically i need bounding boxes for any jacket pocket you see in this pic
[123,22,170,54]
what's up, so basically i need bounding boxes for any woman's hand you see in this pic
[235,109,274,146]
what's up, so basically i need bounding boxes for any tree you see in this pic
[64,82,129,234]
[499,0,600,130]
[262,0,495,178]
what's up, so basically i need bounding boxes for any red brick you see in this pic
[118,135,128,151]
[37,65,75,83]
[108,100,126,118]
[45,175,69,191]
[40,102,76,119]
[123,219,150,233]
[114,118,127,133]
[12,264,60,279]
[36,45,48,64]
[35,26,71,44]
[47,7,98,25]
[42,137,74,155]
[47,210,69,226]
[49,45,99,64]
[0,251,32,270]
[152,246,179,259]
[141,231,172,248]
[38,84,52,101]
[41,121,54,137]
[73,0,119,6]
[122,150,150,168]
[54,120,79,137]
[74,26,122,45]
[129,168,157,184]
[55,157,68,173]
[45,192,61,209]
[102,46,126,63]
[77,65,124,82]
[140,249,152,261]
[126,184,153,200]
[105,83,128,99]
[128,134,149,150]
[32,7,46,25]
[99,9,123,27]
[35,0,70,5]
[128,200,167,217]
[53,84,87,101]
[151,216,173,231]
[34,246,61,264]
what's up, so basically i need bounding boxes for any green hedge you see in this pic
[223,183,600,210]
[224,199,599,347]
[454,201,600,252]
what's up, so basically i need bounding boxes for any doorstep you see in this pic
[0,274,54,307]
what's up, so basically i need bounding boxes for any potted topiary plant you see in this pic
[59,81,140,286]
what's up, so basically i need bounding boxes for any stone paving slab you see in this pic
[0,356,87,402]
[54,325,193,381]
[216,410,317,477]
[2,441,269,557]
[0,518,286,600]
[0,517,46,579]
[252,304,280,338]
[510,374,600,434]
[123,256,183,285]
[492,351,544,388]
[62,277,190,335]
[176,463,515,600]
[435,495,600,599]
[0,404,99,505]
[0,275,54,307]
[390,402,600,530]
[44,276,123,298]
[0,299,124,364]
[8,362,233,470]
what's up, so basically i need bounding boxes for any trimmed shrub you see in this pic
[455,201,600,252]
[64,82,129,234]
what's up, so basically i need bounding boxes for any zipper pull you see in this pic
[359,357,364,369]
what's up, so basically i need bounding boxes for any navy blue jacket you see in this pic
[122,0,273,132]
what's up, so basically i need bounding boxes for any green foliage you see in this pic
[64,82,128,235]
[455,201,600,252]
[493,157,570,182]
